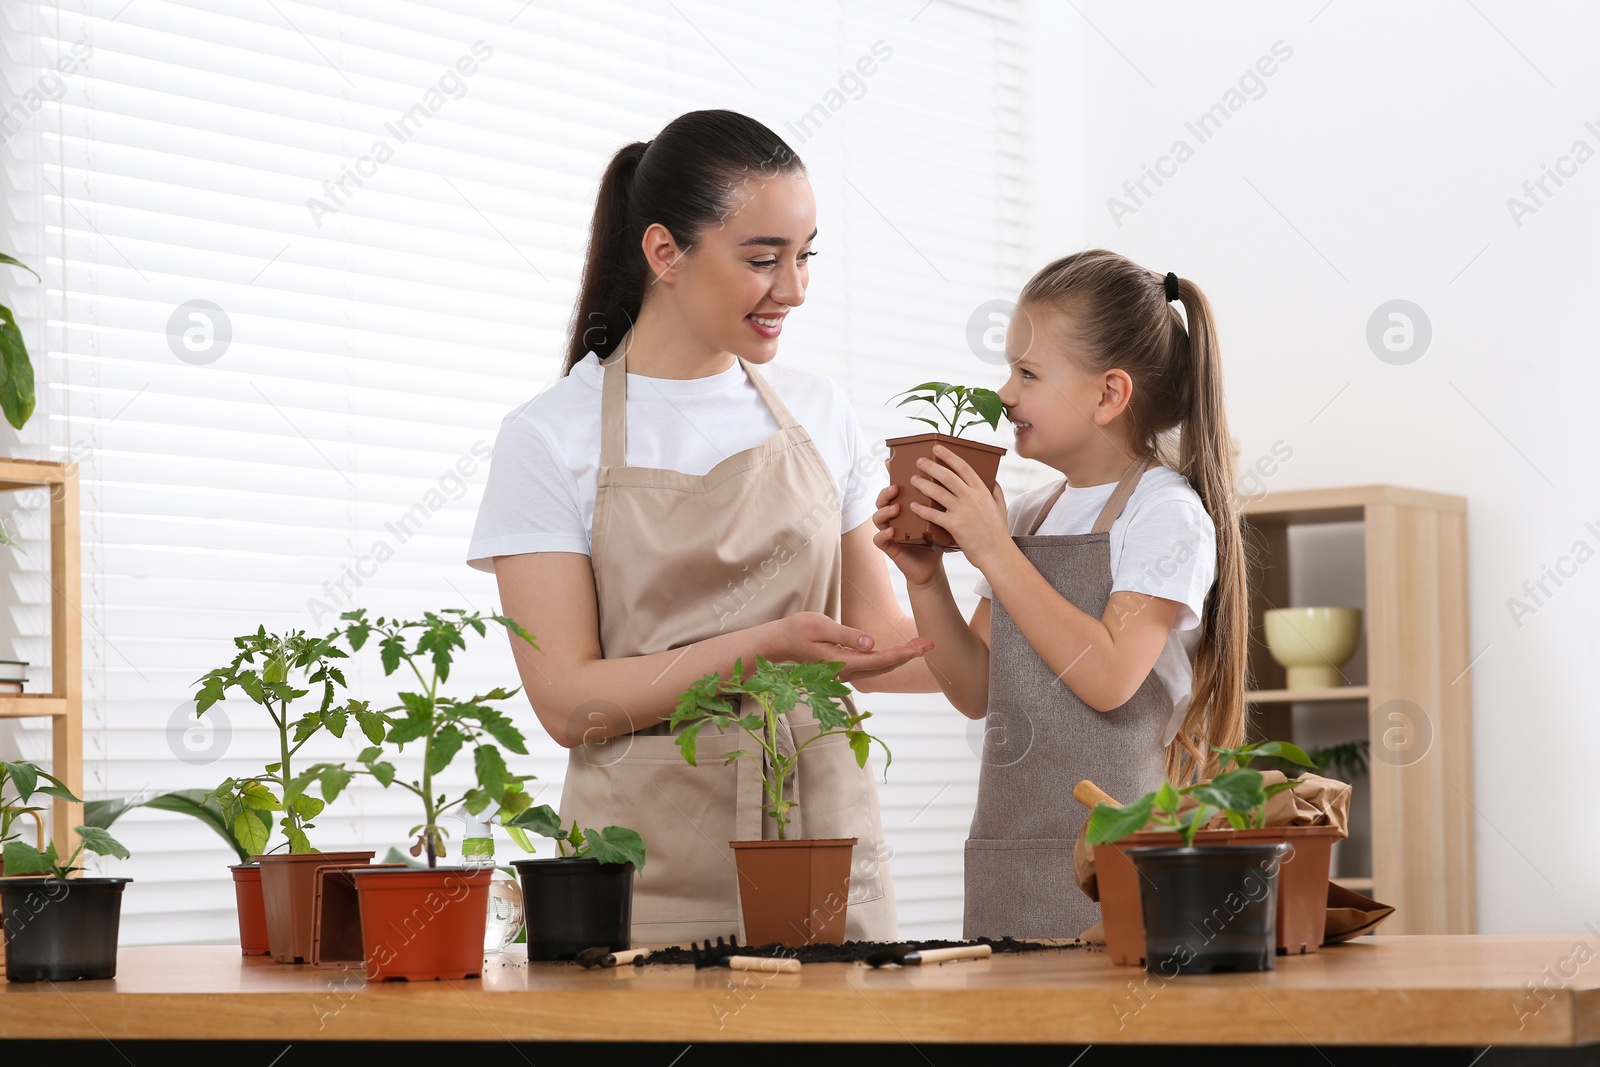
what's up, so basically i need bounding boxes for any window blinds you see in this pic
[0,0,1025,943]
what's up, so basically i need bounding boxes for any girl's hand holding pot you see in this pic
[871,484,946,589]
[905,445,1009,568]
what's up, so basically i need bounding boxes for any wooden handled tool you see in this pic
[865,942,993,968]
[1073,780,1119,810]
[690,937,802,974]
[575,945,653,969]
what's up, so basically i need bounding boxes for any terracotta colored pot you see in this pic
[349,867,491,981]
[229,864,270,956]
[1094,825,1340,966]
[730,837,856,948]
[513,858,634,962]
[884,433,1007,551]
[0,876,130,983]
[255,850,374,964]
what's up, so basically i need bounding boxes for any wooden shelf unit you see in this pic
[1242,484,1475,934]
[0,459,83,860]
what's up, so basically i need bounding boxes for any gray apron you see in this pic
[964,455,1171,939]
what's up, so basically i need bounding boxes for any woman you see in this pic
[468,110,937,943]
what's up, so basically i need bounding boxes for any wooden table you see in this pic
[1,936,1596,1049]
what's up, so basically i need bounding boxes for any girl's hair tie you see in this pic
[1163,272,1180,302]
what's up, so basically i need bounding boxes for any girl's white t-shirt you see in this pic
[973,466,1217,744]
[467,351,885,570]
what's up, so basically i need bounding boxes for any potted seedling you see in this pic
[670,657,889,947]
[1,821,130,982]
[1086,740,1344,971]
[884,381,1007,550]
[503,804,646,962]
[334,607,540,981]
[1,759,78,975]
[193,625,379,963]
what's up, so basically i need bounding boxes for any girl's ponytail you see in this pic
[1167,279,1248,783]
[564,140,650,374]
[562,111,805,376]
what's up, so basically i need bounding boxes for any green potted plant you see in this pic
[1,820,130,983]
[884,381,1007,550]
[1,759,77,976]
[1086,740,1343,969]
[0,253,38,431]
[193,625,378,963]
[333,607,539,981]
[670,657,889,947]
[504,805,646,962]
[85,789,271,955]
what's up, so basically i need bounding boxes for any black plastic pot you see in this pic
[0,876,130,982]
[1127,844,1286,975]
[512,857,633,962]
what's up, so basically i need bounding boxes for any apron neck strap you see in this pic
[599,336,630,469]
[1089,453,1153,534]
[599,335,804,468]
[1025,453,1153,536]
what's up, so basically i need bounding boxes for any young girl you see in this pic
[872,250,1247,939]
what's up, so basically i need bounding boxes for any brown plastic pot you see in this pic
[310,863,407,968]
[1094,824,1340,965]
[229,864,270,956]
[884,433,1007,551]
[730,837,856,948]
[349,867,492,981]
[255,850,375,964]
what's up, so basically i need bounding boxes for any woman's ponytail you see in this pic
[564,140,650,374]
[562,112,805,376]
[1166,279,1248,783]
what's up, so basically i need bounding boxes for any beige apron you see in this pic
[964,456,1170,939]
[558,338,897,945]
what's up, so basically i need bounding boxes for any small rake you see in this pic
[690,936,801,974]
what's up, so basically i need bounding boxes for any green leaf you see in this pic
[1188,767,1266,815]
[239,781,283,811]
[3,839,58,875]
[290,710,323,743]
[76,825,130,861]
[322,706,348,738]
[379,634,406,675]
[427,724,466,775]
[581,825,646,871]
[0,302,35,431]
[2,760,38,802]
[291,794,325,820]
[474,745,510,798]
[356,746,383,764]
[368,761,396,788]
[0,253,41,283]
[504,803,564,840]
[1086,793,1156,846]
[1154,780,1181,814]
[285,826,312,854]
[232,807,272,856]
[474,711,528,755]
[505,826,538,855]
[492,614,538,648]
[354,706,387,744]
[674,719,706,767]
[847,730,870,767]
[967,388,1004,430]
[320,765,354,804]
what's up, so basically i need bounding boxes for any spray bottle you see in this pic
[456,805,496,869]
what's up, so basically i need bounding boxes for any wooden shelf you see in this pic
[0,694,69,718]
[1243,484,1474,935]
[1247,686,1370,705]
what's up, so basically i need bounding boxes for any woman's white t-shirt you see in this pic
[467,351,884,569]
[973,466,1217,744]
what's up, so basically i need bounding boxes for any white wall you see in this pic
[1074,0,1600,933]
